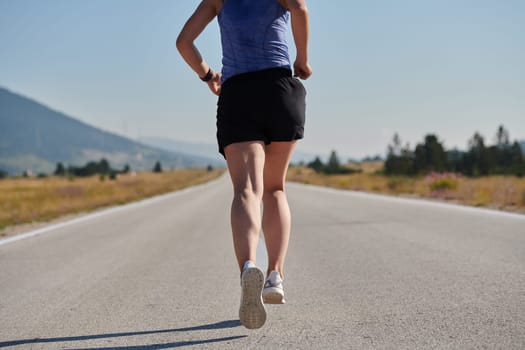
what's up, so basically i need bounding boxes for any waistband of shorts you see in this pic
[222,67,292,87]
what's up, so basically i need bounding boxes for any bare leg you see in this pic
[224,141,266,272]
[262,141,296,278]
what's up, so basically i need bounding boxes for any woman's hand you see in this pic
[176,0,221,92]
[286,0,312,80]
[207,71,222,96]
[294,60,312,80]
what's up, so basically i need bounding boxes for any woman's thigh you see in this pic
[224,141,266,195]
[263,141,297,192]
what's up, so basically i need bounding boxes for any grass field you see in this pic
[0,168,225,233]
[287,164,525,215]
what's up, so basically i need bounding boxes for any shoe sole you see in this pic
[263,287,286,304]
[239,267,266,329]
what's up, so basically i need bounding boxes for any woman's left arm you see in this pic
[176,0,222,95]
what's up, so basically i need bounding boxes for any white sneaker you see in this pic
[262,270,286,304]
[239,261,267,329]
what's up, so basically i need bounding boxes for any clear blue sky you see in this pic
[1,0,524,159]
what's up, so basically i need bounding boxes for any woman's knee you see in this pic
[263,187,286,202]
[234,186,264,202]
[263,176,286,194]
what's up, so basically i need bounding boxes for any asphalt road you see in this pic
[1,175,524,349]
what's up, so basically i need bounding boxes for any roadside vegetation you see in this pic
[0,160,224,233]
[288,125,525,214]
[1,124,524,234]
[287,166,525,214]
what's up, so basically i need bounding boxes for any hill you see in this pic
[0,87,221,175]
[139,137,225,165]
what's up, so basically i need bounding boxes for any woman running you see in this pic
[177,0,311,329]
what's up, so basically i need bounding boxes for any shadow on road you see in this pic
[0,320,245,349]
[69,336,247,350]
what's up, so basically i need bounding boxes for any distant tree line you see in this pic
[385,125,525,177]
[307,151,360,175]
[54,159,167,178]
[54,159,130,178]
[0,159,168,179]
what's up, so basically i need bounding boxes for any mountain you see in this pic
[0,87,221,175]
[139,137,226,165]
[520,141,525,153]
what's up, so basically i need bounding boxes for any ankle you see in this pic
[266,269,283,280]
[243,260,256,271]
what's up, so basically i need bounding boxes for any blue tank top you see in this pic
[218,0,291,83]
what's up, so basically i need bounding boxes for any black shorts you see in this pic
[216,67,306,157]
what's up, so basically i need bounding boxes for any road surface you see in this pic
[1,175,524,349]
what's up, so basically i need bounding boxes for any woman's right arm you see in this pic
[283,0,312,80]
[176,0,222,95]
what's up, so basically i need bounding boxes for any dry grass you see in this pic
[287,165,525,215]
[0,168,225,231]
[346,160,384,174]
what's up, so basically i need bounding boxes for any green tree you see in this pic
[413,134,447,174]
[325,150,341,174]
[491,125,513,174]
[307,156,324,173]
[385,134,414,175]
[467,132,489,176]
[153,161,163,173]
[387,132,402,157]
[446,148,465,173]
[54,162,66,176]
[510,141,525,176]
[495,125,510,147]
[99,159,111,174]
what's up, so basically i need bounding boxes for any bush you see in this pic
[387,177,403,190]
[430,178,457,191]
[0,169,7,179]
[425,172,459,191]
